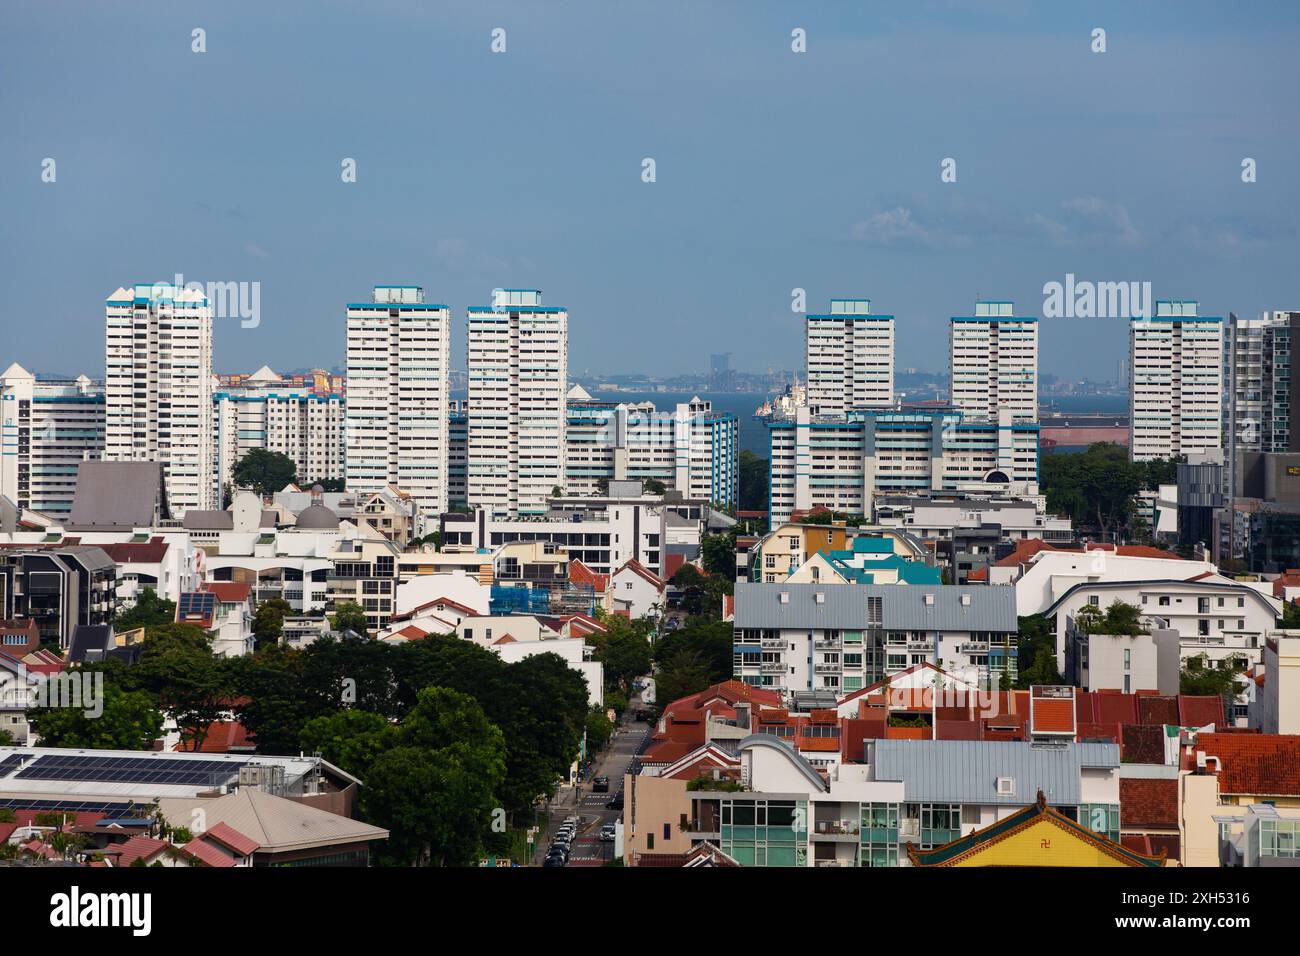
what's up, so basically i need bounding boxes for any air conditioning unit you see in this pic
[996,776,1015,796]
[924,594,935,606]
[779,592,789,604]
[814,592,825,604]
[960,594,972,606]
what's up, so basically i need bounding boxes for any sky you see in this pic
[3,0,1298,383]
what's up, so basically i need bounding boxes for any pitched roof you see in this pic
[200,821,260,855]
[112,835,172,867]
[1195,733,1300,797]
[567,559,608,593]
[1120,778,1178,828]
[614,558,665,590]
[67,461,168,530]
[97,540,169,564]
[203,581,253,604]
[157,788,388,853]
[906,791,1166,867]
[177,836,237,868]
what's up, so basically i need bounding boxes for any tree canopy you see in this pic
[232,447,298,498]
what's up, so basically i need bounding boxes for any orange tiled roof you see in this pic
[1195,733,1300,797]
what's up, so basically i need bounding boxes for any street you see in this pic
[533,701,652,866]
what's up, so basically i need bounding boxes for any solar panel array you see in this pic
[0,798,137,814]
[13,754,246,786]
[0,754,27,778]
[178,591,216,620]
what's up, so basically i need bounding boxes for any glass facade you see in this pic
[1077,803,1121,843]
[719,798,807,867]
[860,802,900,866]
[1260,819,1300,860]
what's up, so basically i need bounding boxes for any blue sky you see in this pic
[3,1,1297,382]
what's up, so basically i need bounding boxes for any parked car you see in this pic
[605,792,624,810]
[543,854,566,867]
[599,824,616,843]
[592,776,610,793]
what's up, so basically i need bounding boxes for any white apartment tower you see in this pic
[345,286,451,517]
[214,366,346,493]
[805,299,894,416]
[1130,300,1224,461]
[467,288,568,515]
[949,301,1039,422]
[0,364,104,518]
[105,283,215,514]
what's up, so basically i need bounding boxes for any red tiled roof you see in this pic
[113,835,171,867]
[203,581,253,604]
[180,837,237,867]
[1122,833,1181,859]
[1178,695,1225,728]
[173,720,254,753]
[201,821,260,855]
[1120,778,1178,828]
[614,558,665,590]
[567,560,609,593]
[1137,696,1180,726]
[1195,733,1300,797]
[98,541,169,564]
[1121,724,1167,764]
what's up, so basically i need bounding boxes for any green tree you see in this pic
[329,601,369,635]
[1014,614,1062,689]
[643,478,667,496]
[363,687,507,866]
[655,648,712,706]
[739,450,769,514]
[1180,654,1246,699]
[27,684,163,750]
[598,627,653,693]
[653,618,733,685]
[252,598,292,649]
[586,707,614,753]
[300,710,398,781]
[232,448,298,498]
[113,588,176,631]
[701,529,738,580]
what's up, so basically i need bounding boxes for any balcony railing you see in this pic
[813,821,860,836]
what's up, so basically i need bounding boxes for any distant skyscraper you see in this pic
[0,364,104,518]
[1130,300,1223,461]
[949,301,1038,422]
[709,352,735,391]
[467,288,568,515]
[104,283,214,514]
[805,299,894,416]
[345,286,451,517]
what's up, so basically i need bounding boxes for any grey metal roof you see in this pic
[737,734,829,792]
[871,740,1119,806]
[67,461,168,530]
[733,582,1016,633]
[182,510,234,530]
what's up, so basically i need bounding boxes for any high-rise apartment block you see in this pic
[345,286,451,517]
[805,299,894,416]
[1130,300,1223,461]
[563,388,738,505]
[104,283,215,514]
[949,301,1038,422]
[0,365,104,518]
[466,289,568,516]
[214,366,345,494]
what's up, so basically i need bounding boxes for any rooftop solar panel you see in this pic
[12,754,247,786]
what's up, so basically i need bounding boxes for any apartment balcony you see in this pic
[814,663,841,675]
[906,642,934,653]
[813,639,841,651]
[760,638,785,650]
[760,662,786,675]
[958,642,990,655]
[811,821,860,842]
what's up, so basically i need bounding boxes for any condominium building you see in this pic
[0,365,104,518]
[1130,300,1223,461]
[766,407,1040,525]
[214,365,345,493]
[448,399,469,508]
[104,283,215,514]
[467,288,568,515]
[564,388,738,506]
[732,581,1019,696]
[949,301,1038,422]
[1223,311,1299,493]
[805,299,894,416]
[345,286,451,517]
